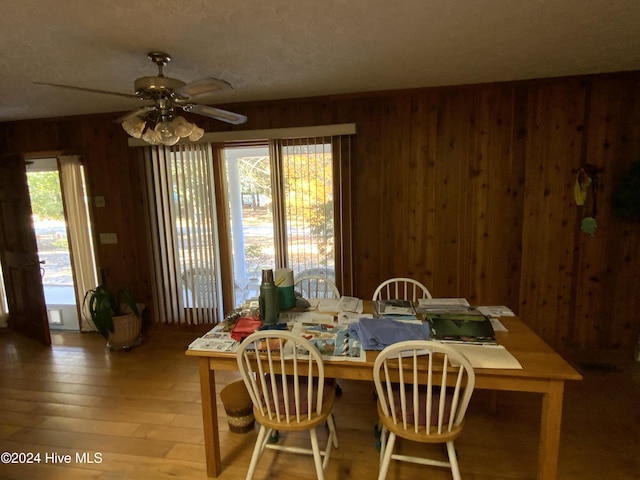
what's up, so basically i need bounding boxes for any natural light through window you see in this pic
[223,139,335,307]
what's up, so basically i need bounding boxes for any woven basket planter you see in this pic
[107,312,141,349]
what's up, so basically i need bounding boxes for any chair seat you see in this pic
[377,402,464,444]
[257,377,336,431]
[256,393,335,431]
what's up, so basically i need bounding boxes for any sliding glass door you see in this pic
[144,126,353,323]
[222,138,336,306]
[223,146,275,305]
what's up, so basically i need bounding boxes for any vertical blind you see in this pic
[144,142,222,325]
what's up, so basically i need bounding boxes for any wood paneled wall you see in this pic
[1,71,639,354]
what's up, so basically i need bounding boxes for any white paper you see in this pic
[317,298,341,312]
[281,311,335,324]
[490,318,508,332]
[337,312,373,324]
[336,296,363,313]
[418,298,472,314]
[448,343,522,369]
[188,337,238,353]
[419,298,470,307]
[477,305,515,317]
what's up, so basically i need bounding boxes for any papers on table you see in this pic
[374,299,419,322]
[280,311,334,324]
[314,296,363,314]
[338,311,373,324]
[337,296,362,313]
[489,318,508,332]
[188,301,366,360]
[476,305,515,318]
[417,298,471,318]
[188,298,522,369]
[188,337,237,353]
[418,298,471,314]
[188,324,238,352]
[417,299,511,333]
[447,343,522,369]
[290,322,365,362]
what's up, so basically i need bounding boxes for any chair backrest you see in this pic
[181,267,216,307]
[373,340,475,436]
[372,277,432,301]
[295,275,341,299]
[237,330,327,423]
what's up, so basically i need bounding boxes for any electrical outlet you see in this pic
[95,196,106,207]
[99,233,118,244]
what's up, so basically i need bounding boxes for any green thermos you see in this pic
[259,268,279,325]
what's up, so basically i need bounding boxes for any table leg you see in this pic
[199,358,221,477]
[538,380,565,480]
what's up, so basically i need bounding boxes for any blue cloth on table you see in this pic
[348,317,431,350]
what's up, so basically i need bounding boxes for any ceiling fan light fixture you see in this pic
[123,110,204,145]
[154,120,180,146]
[172,115,195,137]
[121,115,146,138]
[188,125,205,141]
[142,127,161,145]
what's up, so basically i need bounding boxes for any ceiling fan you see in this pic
[35,52,247,145]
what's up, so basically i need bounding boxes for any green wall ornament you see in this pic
[581,216,597,236]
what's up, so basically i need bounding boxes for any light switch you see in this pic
[95,196,106,207]
[99,233,118,244]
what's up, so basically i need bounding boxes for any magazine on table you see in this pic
[374,299,417,319]
[187,324,239,352]
[289,322,365,362]
[426,312,497,345]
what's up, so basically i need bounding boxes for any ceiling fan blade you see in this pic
[114,105,156,123]
[34,82,138,99]
[174,77,232,99]
[185,104,247,125]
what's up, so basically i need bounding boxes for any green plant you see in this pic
[83,285,139,340]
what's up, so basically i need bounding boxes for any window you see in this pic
[223,137,339,306]
[142,124,354,323]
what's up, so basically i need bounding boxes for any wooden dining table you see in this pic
[186,310,582,480]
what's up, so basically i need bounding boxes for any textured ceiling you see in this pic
[1,0,639,122]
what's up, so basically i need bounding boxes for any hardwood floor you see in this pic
[1,328,638,479]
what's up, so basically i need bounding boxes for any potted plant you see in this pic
[83,285,144,350]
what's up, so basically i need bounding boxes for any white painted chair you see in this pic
[372,277,432,302]
[236,330,339,480]
[181,267,216,307]
[373,340,475,480]
[294,274,343,396]
[295,274,341,299]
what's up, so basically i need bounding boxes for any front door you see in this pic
[0,154,50,345]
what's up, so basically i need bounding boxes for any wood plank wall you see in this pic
[1,71,639,354]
